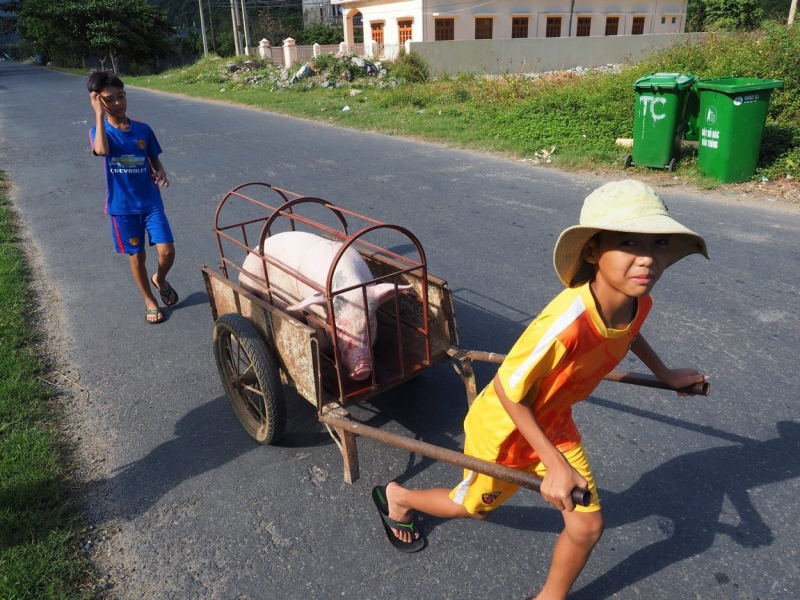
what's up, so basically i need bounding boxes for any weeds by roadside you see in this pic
[0,173,96,599]
[117,23,798,189]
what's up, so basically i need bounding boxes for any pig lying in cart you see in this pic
[239,230,411,381]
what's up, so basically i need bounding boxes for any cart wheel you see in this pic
[624,154,633,169]
[668,157,677,172]
[213,313,286,444]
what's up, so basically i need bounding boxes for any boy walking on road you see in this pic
[372,179,709,599]
[87,71,178,324]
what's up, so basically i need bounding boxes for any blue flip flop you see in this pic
[372,485,425,553]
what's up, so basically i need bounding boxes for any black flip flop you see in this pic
[151,275,179,307]
[371,485,425,553]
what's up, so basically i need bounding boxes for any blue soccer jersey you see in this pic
[90,119,164,215]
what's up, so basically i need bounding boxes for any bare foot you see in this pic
[385,482,418,543]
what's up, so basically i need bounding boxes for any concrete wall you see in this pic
[337,0,690,46]
[408,32,705,74]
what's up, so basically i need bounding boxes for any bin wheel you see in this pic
[213,313,286,444]
[624,154,633,169]
[668,158,677,172]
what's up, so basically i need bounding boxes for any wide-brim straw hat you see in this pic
[553,179,708,288]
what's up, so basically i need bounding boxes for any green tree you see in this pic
[687,0,764,31]
[295,23,344,45]
[1,0,20,36]
[20,0,171,69]
[252,7,302,48]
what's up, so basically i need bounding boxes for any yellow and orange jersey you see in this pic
[464,282,651,468]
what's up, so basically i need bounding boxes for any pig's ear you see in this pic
[368,283,414,306]
[286,293,328,313]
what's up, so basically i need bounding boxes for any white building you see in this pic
[332,0,687,49]
[302,0,344,26]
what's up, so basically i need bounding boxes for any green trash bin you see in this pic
[684,87,701,142]
[627,73,697,172]
[694,76,784,183]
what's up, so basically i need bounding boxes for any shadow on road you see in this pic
[569,417,799,599]
[487,411,800,599]
[100,383,331,522]
[105,396,254,520]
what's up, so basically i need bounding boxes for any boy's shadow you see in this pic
[491,409,800,599]
[169,290,210,310]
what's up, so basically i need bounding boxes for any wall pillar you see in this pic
[282,38,297,69]
[258,39,271,60]
[342,9,355,46]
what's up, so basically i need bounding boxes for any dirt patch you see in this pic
[570,167,799,211]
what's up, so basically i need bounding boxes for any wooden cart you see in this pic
[202,182,709,506]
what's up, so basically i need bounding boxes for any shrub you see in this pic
[296,23,344,45]
[311,52,350,80]
[387,50,429,83]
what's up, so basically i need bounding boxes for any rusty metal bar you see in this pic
[603,370,711,396]
[319,412,592,507]
[449,348,711,397]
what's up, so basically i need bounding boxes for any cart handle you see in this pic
[320,412,592,507]
[602,370,711,396]
[450,349,711,396]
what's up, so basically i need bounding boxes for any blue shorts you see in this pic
[110,209,174,255]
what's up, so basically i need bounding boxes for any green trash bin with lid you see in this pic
[693,77,784,183]
[627,72,697,172]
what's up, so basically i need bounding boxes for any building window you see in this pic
[672,16,677,23]
[435,18,454,41]
[632,16,645,35]
[511,17,529,38]
[475,17,493,39]
[371,22,384,44]
[546,17,561,38]
[661,16,666,24]
[398,20,413,44]
[576,17,591,36]
[605,16,619,35]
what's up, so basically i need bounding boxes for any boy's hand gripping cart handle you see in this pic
[445,349,711,507]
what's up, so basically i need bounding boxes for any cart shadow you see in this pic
[101,395,268,521]
[100,383,343,521]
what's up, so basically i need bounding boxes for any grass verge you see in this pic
[108,24,799,187]
[0,172,95,599]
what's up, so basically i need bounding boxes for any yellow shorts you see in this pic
[449,442,601,514]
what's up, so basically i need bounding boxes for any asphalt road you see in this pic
[1,61,799,600]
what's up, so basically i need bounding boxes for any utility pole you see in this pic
[198,0,209,56]
[240,0,253,55]
[230,0,242,55]
[789,0,797,25]
[207,0,217,54]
